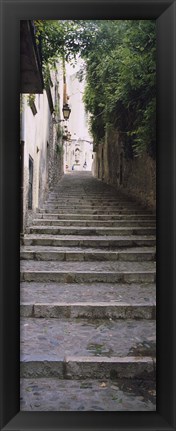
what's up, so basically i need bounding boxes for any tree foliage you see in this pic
[34,19,156,158]
[34,20,97,64]
[82,20,156,158]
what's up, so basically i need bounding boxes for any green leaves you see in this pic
[33,19,156,158]
[81,20,156,158]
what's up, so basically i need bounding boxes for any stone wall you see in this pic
[92,129,123,188]
[123,155,156,211]
[38,119,63,206]
[93,129,156,212]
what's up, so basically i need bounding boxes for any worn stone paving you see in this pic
[20,282,155,305]
[21,260,155,272]
[42,203,146,208]
[32,219,156,227]
[21,318,156,361]
[39,209,152,215]
[20,378,156,411]
[20,171,156,411]
[36,213,156,220]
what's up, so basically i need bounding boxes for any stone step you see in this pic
[20,247,156,262]
[36,213,155,221]
[47,192,142,197]
[21,356,155,381]
[23,235,156,248]
[38,208,152,215]
[32,219,156,227]
[45,199,141,204]
[21,302,156,319]
[20,377,156,411]
[47,198,152,205]
[20,282,156,305]
[20,260,155,283]
[20,172,156,411]
[48,195,132,199]
[20,271,155,283]
[20,317,156,379]
[21,260,155,272]
[27,226,156,236]
[46,196,138,201]
[41,207,149,213]
[47,193,134,197]
[42,204,143,209]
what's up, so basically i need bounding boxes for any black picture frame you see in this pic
[0,0,176,430]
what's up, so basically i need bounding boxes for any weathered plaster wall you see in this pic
[22,92,51,229]
[21,77,64,230]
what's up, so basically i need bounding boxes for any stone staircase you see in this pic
[20,172,156,411]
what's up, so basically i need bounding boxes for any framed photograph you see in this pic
[1,0,176,430]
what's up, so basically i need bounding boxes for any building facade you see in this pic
[63,61,93,172]
[20,21,64,233]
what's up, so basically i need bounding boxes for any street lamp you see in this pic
[52,103,71,124]
[62,103,71,120]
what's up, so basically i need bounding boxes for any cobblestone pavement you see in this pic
[20,171,156,411]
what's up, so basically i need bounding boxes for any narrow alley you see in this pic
[20,171,156,411]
